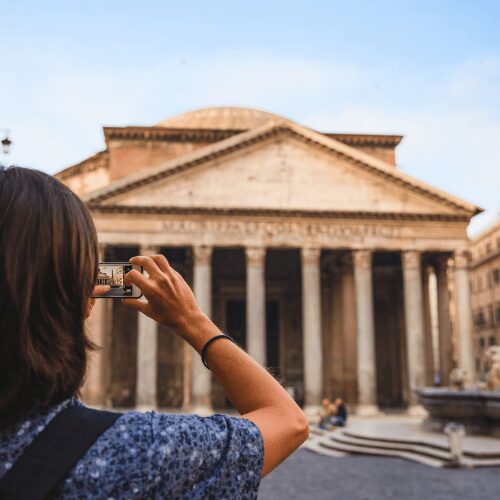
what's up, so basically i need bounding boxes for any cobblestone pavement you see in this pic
[259,449,499,500]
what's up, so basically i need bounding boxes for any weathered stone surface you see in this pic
[103,137,462,215]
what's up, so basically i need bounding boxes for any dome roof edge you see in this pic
[156,106,286,130]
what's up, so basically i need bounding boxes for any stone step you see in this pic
[330,431,500,468]
[309,427,325,437]
[303,436,346,458]
[343,429,500,461]
[332,432,452,461]
[318,438,448,468]
[307,425,500,467]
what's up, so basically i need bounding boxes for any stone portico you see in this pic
[58,107,481,413]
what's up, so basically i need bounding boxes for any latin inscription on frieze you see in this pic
[161,220,402,240]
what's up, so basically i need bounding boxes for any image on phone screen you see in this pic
[95,263,143,298]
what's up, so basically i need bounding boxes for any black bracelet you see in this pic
[201,334,235,369]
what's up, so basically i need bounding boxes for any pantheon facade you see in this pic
[57,107,481,414]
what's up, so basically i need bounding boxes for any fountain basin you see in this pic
[418,388,500,437]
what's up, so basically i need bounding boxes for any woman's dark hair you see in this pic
[0,166,98,424]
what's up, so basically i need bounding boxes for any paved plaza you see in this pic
[259,448,499,500]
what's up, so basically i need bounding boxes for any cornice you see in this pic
[103,126,403,148]
[325,133,403,148]
[87,204,470,222]
[103,126,242,143]
[55,150,108,181]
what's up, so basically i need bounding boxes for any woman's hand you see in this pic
[85,285,111,318]
[122,255,206,332]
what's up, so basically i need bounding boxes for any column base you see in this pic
[406,404,428,417]
[303,404,322,423]
[356,404,382,417]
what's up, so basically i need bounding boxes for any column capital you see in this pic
[353,249,372,270]
[453,250,470,270]
[245,246,266,266]
[402,250,421,270]
[301,247,321,267]
[140,244,160,256]
[193,245,213,266]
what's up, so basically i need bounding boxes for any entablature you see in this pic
[90,209,469,252]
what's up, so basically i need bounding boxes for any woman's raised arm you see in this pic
[123,254,309,477]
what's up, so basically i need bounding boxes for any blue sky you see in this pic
[1,0,499,234]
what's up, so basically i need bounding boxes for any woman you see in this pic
[318,399,336,430]
[0,166,308,499]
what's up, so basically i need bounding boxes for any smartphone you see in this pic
[94,262,143,298]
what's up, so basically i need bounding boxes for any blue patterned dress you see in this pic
[0,398,264,499]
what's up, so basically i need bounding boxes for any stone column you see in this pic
[422,265,436,386]
[436,256,453,386]
[353,250,378,415]
[246,247,267,366]
[136,244,160,410]
[402,251,427,409]
[329,261,344,399]
[191,245,213,413]
[301,248,323,413]
[340,254,358,405]
[82,243,109,406]
[453,250,475,386]
[428,268,441,383]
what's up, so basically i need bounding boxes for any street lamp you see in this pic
[0,130,12,169]
[2,132,12,155]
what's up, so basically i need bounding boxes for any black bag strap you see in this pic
[0,405,122,500]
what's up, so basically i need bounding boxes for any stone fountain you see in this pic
[418,346,500,437]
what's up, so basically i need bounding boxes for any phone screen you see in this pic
[94,263,143,298]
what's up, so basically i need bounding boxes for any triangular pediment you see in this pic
[86,121,480,218]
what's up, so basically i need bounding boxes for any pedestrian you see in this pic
[334,398,348,427]
[318,398,337,430]
[0,166,309,499]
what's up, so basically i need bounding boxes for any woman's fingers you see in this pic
[123,253,202,328]
[124,269,150,290]
[129,255,162,277]
[151,254,170,273]
[171,268,183,280]
[122,298,151,315]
